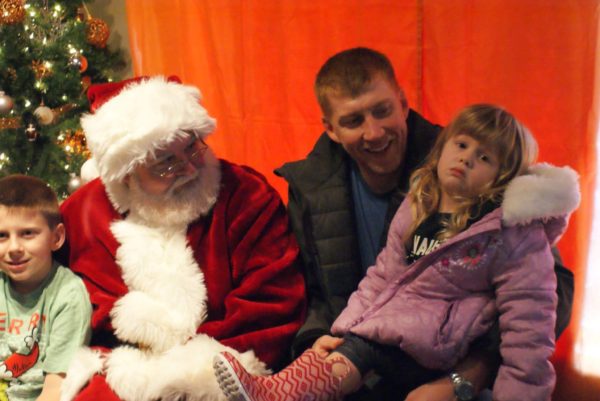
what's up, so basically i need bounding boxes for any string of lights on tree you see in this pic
[0,0,124,197]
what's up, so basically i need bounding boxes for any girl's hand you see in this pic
[312,335,344,357]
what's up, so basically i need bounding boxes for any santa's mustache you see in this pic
[166,170,201,197]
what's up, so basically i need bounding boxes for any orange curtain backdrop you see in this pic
[125,0,599,399]
[124,0,424,198]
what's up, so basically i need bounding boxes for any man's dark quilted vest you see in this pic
[276,110,441,321]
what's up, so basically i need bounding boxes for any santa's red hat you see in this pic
[86,76,180,112]
[80,76,216,211]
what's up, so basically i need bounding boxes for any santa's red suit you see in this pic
[58,160,305,401]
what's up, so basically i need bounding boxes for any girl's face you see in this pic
[436,134,500,212]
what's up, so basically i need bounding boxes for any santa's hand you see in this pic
[110,291,194,352]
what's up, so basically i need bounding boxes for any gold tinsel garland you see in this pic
[0,103,76,129]
[32,60,53,80]
[0,117,19,129]
[58,129,89,158]
[5,68,17,81]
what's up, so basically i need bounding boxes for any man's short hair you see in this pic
[315,47,401,118]
[0,174,61,228]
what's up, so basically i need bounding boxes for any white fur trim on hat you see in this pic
[81,76,216,185]
[80,158,100,184]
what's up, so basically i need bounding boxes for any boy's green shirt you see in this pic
[0,263,91,401]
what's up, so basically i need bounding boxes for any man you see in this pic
[275,47,573,400]
[57,76,306,401]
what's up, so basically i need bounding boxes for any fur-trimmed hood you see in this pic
[501,163,580,247]
[502,163,580,226]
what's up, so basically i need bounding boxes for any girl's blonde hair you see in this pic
[406,104,538,242]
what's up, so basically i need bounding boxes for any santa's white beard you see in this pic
[126,150,221,229]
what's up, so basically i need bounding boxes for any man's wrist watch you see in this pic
[449,372,475,401]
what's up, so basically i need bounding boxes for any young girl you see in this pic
[213,104,580,401]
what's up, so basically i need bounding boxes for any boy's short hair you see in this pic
[0,174,61,228]
[315,47,402,118]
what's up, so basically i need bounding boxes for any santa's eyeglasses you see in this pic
[147,137,208,178]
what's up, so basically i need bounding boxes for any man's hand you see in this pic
[404,376,455,401]
[312,335,344,357]
[405,344,499,401]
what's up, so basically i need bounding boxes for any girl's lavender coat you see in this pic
[331,164,580,401]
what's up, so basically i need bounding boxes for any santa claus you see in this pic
[57,76,306,401]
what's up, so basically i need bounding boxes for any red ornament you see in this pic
[81,76,92,92]
[79,55,88,73]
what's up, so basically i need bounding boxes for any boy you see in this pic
[0,175,91,401]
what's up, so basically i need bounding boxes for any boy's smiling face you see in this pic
[0,207,65,294]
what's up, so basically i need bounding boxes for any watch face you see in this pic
[456,381,475,400]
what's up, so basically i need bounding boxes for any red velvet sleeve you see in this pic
[196,162,306,367]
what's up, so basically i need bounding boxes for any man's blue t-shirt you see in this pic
[350,164,390,272]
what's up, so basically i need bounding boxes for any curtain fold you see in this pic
[125,1,599,399]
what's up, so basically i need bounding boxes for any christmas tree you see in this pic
[0,0,125,198]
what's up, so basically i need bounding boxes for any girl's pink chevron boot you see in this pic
[213,349,345,401]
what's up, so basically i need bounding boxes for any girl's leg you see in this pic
[335,333,443,400]
[213,348,361,401]
[328,351,362,394]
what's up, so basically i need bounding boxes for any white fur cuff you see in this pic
[60,347,105,401]
[105,334,269,401]
[110,291,193,352]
